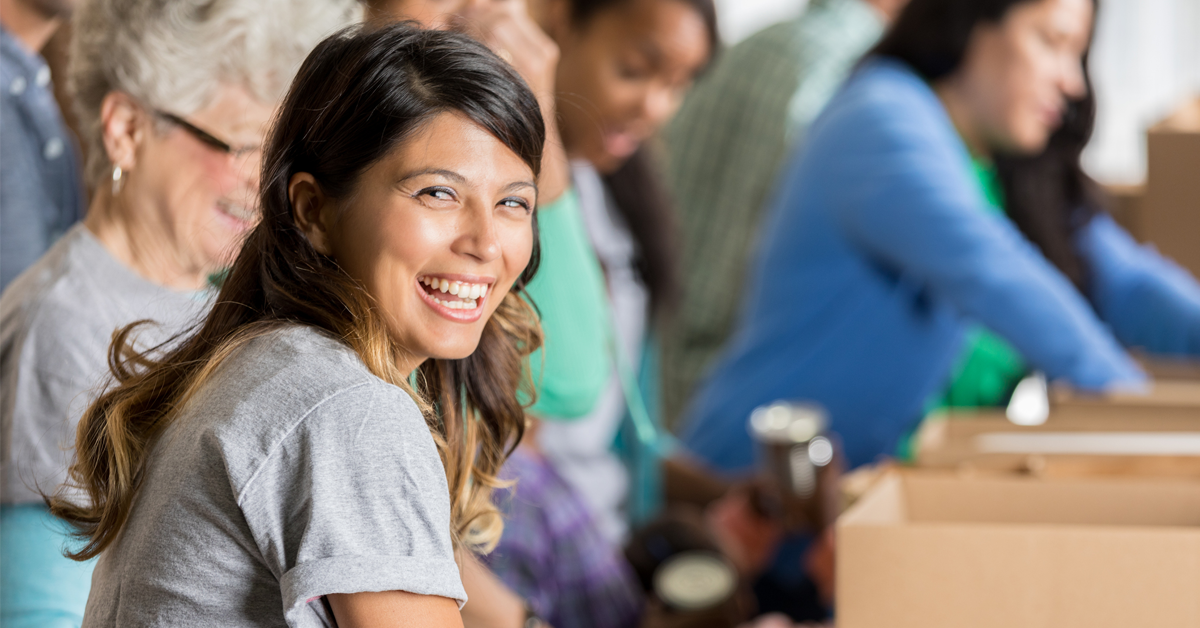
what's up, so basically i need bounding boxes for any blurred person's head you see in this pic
[2,0,79,21]
[0,0,82,51]
[70,0,358,283]
[55,23,546,559]
[363,0,470,29]
[544,0,717,174]
[362,0,551,30]
[873,0,1094,156]
[995,44,1101,291]
[863,0,911,22]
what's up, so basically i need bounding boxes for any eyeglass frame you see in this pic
[154,110,260,158]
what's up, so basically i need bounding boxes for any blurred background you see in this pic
[718,0,1200,184]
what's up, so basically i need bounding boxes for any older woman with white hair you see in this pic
[0,0,357,624]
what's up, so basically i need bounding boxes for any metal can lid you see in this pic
[748,401,827,444]
[653,551,737,611]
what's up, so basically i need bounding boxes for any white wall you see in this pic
[714,0,1200,185]
[714,0,805,44]
[1086,0,1200,184]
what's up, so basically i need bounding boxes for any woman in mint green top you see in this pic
[524,188,612,419]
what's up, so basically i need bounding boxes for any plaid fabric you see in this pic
[659,0,884,430]
[485,448,643,628]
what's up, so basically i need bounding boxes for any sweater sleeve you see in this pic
[1077,213,1200,356]
[525,188,612,419]
[827,73,1144,391]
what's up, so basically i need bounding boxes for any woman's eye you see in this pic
[500,198,532,213]
[617,60,650,80]
[419,187,456,202]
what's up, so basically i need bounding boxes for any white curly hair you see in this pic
[70,0,362,185]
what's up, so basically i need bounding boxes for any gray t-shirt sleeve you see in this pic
[236,380,467,621]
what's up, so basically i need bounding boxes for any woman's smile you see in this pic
[416,274,495,322]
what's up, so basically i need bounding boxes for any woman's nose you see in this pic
[1061,58,1088,100]
[453,204,502,263]
[642,85,676,127]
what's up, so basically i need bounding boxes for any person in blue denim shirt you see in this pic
[1,1,85,292]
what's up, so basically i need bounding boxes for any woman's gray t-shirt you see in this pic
[82,326,467,626]
[0,224,209,504]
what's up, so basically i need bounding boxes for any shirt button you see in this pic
[43,138,64,160]
[35,66,50,87]
[9,76,26,95]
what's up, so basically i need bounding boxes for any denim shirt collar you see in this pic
[0,25,51,89]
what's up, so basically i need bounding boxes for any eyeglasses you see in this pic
[155,110,260,159]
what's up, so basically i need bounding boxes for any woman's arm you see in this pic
[328,591,464,628]
[458,552,530,628]
[824,74,1143,390]
[327,559,537,628]
[1077,213,1200,356]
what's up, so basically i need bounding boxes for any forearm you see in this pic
[663,454,731,508]
[459,552,527,628]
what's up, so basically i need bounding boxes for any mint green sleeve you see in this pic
[524,188,611,419]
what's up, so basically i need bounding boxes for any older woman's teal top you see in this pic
[682,58,1200,472]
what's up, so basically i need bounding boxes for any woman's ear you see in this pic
[100,92,145,174]
[289,172,337,256]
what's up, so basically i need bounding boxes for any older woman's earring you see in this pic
[111,165,124,195]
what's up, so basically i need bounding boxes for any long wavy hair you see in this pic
[49,23,546,559]
[872,0,1102,292]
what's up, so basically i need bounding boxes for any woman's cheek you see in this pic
[508,220,536,274]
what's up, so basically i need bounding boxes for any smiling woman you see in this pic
[46,23,546,627]
[0,0,358,625]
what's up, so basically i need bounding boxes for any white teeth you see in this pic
[430,296,481,310]
[420,277,489,307]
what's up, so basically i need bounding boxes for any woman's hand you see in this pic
[327,590,464,627]
[455,0,570,204]
[705,487,784,579]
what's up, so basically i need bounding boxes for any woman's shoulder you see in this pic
[801,58,966,177]
[209,324,420,421]
[0,227,144,386]
[185,325,432,496]
[815,58,951,141]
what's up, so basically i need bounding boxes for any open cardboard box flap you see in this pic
[915,410,1200,477]
[838,471,1200,628]
[1056,381,1200,415]
[1143,96,1200,279]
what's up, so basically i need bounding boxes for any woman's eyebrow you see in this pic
[505,181,538,194]
[397,168,467,184]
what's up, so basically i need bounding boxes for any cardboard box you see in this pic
[914,410,1200,479]
[1142,97,1200,279]
[1138,354,1200,382]
[837,471,1200,628]
[1104,183,1145,241]
[1050,380,1200,422]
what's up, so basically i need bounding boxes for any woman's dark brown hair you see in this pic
[50,23,546,559]
[872,0,1103,292]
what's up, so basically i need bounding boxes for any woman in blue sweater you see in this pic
[682,0,1200,474]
